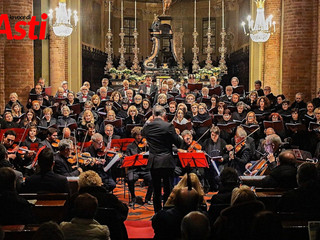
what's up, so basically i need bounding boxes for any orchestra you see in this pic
[1,74,320,207]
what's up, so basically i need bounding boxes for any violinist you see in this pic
[177,130,202,153]
[125,127,153,205]
[226,126,251,175]
[53,139,83,177]
[84,133,116,192]
[3,130,23,171]
[21,125,40,168]
[39,127,58,153]
[177,130,204,178]
[245,134,282,176]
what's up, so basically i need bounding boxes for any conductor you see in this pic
[142,105,182,212]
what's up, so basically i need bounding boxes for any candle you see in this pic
[135,0,137,29]
[121,0,123,29]
[208,0,211,29]
[222,0,224,29]
[108,0,111,30]
[241,22,246,34]
[194,0,196,30]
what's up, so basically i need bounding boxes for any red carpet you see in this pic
[125,220,154,239]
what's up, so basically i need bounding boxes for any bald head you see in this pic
[265,128,275,136]
[181,211,210,240]
[278,150,296,165]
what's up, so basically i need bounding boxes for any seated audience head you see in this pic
[74,193,98,219]
[278,150,296,166]
[219,167,239,190]
[79,170,103,188]
[181,211,210,240]
[250,211,282,240]
[38,148,54,172]
[174,187,201,214]
[297,162,318,186]
[32,221,64,240]
[231,185,256,206]
[0,167,16,192]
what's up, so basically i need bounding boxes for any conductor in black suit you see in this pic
[142,105,182,212]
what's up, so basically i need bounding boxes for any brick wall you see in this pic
[0,0,5,111]
[3,0,34,108]
[282,0,315,102]
[264,0,282,96]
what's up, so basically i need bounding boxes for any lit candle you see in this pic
[108,0,111,30]
[241,22,246,34]
[273,21,276,32]
[208,0,211,29]
[222,0,224,29]
[121,0,123,29]
[194,0,196,30]
[135,0,137,29]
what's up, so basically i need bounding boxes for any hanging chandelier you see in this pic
[48,0,78,37]
[241,0,275,43]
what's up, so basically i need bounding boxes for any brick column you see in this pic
[49,0,67,95]
[0,1,5,111]
[3,0,34,107]
[263,0,281,95]
[282,0,315,101]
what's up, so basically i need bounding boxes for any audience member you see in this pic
[33,221,64,240]
[0,167,34,225]
[181,211,210,240]
[21,148,69,193]
[60,193,110,240]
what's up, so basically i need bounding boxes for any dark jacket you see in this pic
[21,170,69,193]
[260,164,297,189]
[142,118,182,169]
[213,200,265,240]
[0,190,35,225]
[53,153,80,177]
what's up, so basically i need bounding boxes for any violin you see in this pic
[68,152,106,166]
[97,145,119,158]
[51,139,60,148]
[138,138,147,148]
[235,141,245,153]
[17,146,36,155]
[7,144,19,154]
[187,140,202,153]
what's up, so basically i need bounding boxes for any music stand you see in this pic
[111,138,135,152]
[121,154,151,210]
[121,154,148,168]
[178,152,209,168]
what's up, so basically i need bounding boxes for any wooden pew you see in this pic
[19,193,69,223]
[2,225,39,240]
[255,188,287,211]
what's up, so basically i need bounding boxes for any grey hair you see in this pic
[58,139,73,151]
[91,133,103,142]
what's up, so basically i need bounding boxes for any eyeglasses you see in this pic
[7,139,15,142]
[93,140,103,145]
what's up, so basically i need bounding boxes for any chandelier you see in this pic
[48,0,78,37]
[241,0,275,43]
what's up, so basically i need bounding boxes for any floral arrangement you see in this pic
[109,67,117,74]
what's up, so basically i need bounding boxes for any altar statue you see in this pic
[162,0,172,15]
